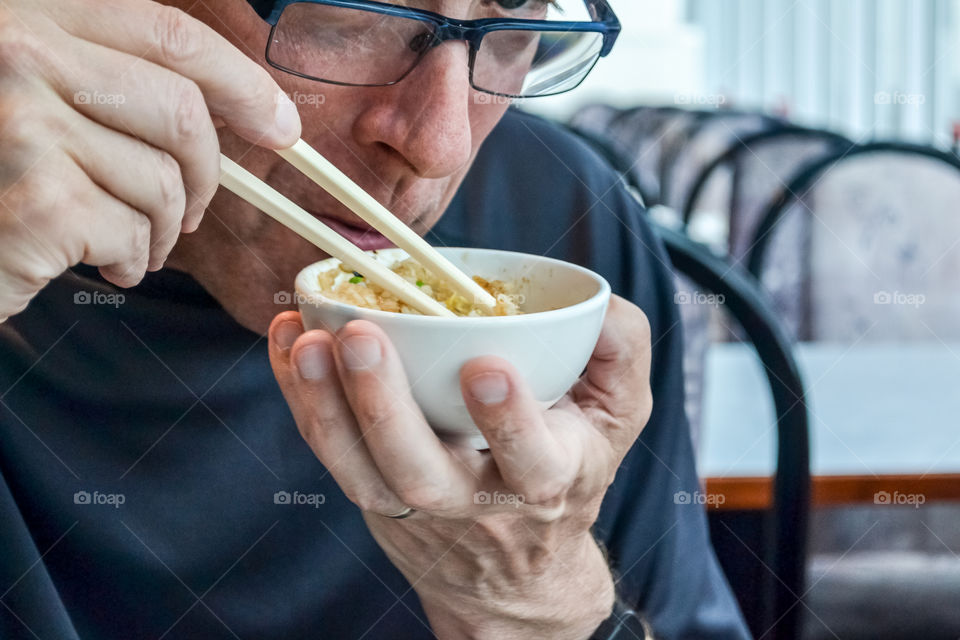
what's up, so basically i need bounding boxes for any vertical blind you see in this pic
[686,0,958,146]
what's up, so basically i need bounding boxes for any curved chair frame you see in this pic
[658,224,811,640]
[747,142,960,278]
[658,110,783,208]
[680,126,854,228]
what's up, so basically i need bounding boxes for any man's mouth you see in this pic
[311,213,396,252]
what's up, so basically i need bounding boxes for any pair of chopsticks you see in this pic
[218,139,498,318]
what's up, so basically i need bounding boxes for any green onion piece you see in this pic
[349,276,364,284]
[416,279,424,287]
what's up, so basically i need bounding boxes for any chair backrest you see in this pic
[748,143,960,341]
[680,127,854,340]
[682,126,854,262]
[659,224,811,640]
[660,110,783,211]
[570,105,709,207]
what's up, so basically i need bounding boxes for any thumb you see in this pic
[267,311,306,398]
[571,296,653,447]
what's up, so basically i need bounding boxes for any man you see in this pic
[0,0,749,638]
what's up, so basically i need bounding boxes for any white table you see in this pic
[698,342,960,509]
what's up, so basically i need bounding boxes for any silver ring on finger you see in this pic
[383,506,416,519]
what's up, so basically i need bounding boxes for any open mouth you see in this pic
[311,213,396,252]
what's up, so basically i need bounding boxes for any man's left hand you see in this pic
[268,295,653,640]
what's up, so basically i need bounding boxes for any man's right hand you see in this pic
[0,0,301,321]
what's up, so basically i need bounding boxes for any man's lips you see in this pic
[312,214,396,252]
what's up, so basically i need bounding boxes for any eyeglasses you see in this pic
[264,0,620,99]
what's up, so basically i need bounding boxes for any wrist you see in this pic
[421,534,614,640]
[588,598,652,640]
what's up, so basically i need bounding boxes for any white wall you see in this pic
[687,0,960,145]
[526,0,960,147]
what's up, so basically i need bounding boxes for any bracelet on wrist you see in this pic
[589,598,652,640]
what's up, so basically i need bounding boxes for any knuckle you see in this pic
[234,75,277,117]
[352,487,402,515]
[126,212,152,262]
[395,482,447,512]
[0,98,58,180]
[170,80,210,147]
[295,417,332,454]
[11,169,65,230]
[486,421,531,454]
[155,152,185,216]
[0,17,46,75]
[353,401,395,432]
[154,6,204,66]
[524,481,567,506]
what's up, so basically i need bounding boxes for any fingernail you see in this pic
[275,321,301,351]
[467,373,509,406]
[296,344,330,380]
[341,335,381,370]
[274,91,301,140]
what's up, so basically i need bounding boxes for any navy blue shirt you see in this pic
[0,110,748,639]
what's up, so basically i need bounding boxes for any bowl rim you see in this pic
[294,246,611,325]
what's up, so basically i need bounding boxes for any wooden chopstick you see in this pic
[219,154,455,318]
[276,139,498,313]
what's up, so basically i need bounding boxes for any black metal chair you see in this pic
[746,141,960,341]
[656,224,811,640]
[748,141,960,276]
[570,105,712,208]
[563,122,812,638]
[657,110,783,211]
[680,126,854,257]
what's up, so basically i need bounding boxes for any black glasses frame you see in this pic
[265,0,621,98]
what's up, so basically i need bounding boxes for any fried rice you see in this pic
[316,258,524,317]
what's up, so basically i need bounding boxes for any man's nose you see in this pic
[352,42,474,179]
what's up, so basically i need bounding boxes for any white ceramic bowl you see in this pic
[295,247,611,448]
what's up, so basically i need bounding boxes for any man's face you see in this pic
[168,0,515,331]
